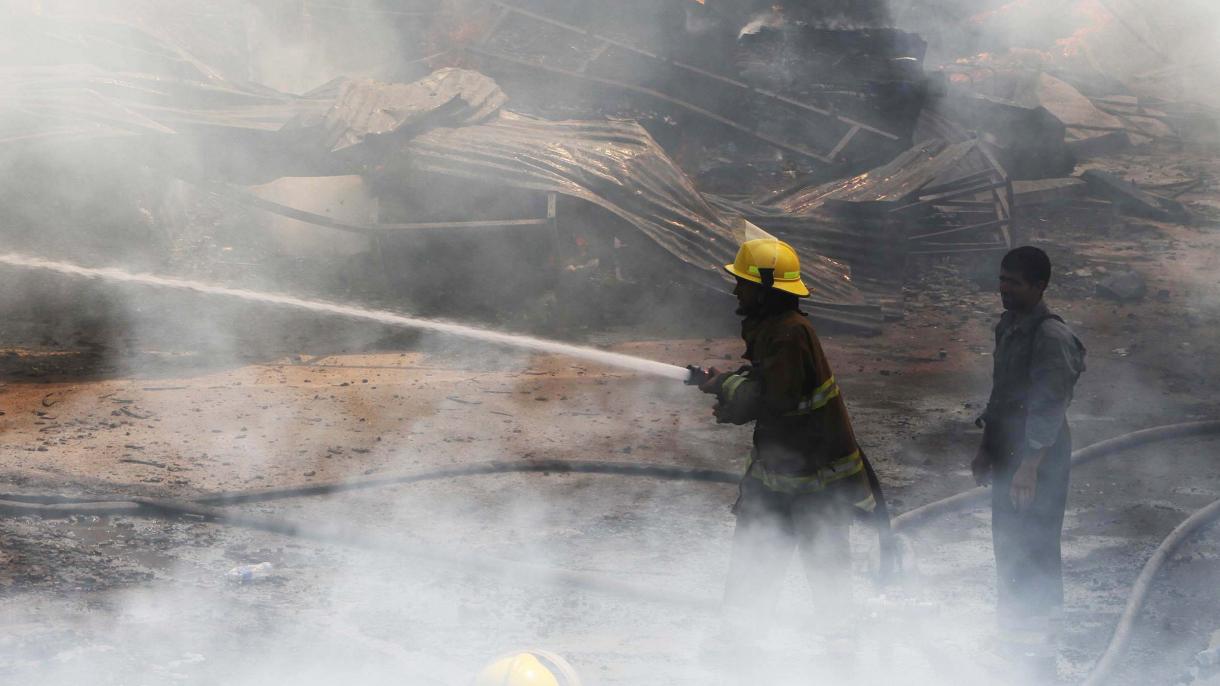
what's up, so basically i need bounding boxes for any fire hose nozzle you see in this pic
[685,365,711,386]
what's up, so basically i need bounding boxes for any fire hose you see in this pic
[3,420,1220,683]
[1083,496,1220,686]
[891,420,1220,531]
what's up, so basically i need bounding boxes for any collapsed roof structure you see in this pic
[0,1,1212,333]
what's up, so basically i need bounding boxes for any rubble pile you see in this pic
[0,1,1214,334]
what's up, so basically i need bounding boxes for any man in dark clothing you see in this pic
[973,246,1086,665]
[699,236,876,635]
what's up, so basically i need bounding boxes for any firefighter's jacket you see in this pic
[711,309,873,508]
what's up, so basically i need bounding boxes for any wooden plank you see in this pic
[890,180,1011,213]
[577,40,613,74]
[478,5,512,45]
[1004,178,1016,246]
[909,245,1010,256]
[917,169,997,197]
[926,200,997,208]
[916,240,1010,248]
[376,218,552,232]
[993,181,1011,218]
[991,186,1010,247]
[931,210,1000,222]
[827,125,861,161]
[976,141,1015,245]
[910,218,1010,241]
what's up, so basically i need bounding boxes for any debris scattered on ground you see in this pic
[1012,178,1088,207]
[1081,169,1192,223]
[225,562,274,583]
[1096,271,1148,302]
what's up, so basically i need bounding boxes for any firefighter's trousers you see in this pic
[722,476,854,633]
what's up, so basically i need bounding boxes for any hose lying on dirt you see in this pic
[891,420,1220,532]
[0,462,741,612]
[1082,496,1220,686]
[132,495,721,612]
[3,420,1220,676]
[0,499,142,515]
[196,460,741,505]
[0,461,737,509]
[12,421,1218,516]
[0,494,721,610]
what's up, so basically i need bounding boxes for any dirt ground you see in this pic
[2,147,1220,684]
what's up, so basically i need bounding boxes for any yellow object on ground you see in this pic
[474,650,581,686]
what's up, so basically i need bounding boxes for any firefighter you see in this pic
[698,234,883,639]
[972,246,1085,674]
[474,650,581,686]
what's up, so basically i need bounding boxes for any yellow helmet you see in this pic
[724,237,810,297]
[474,650,582,686]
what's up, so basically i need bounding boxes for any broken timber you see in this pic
[1081,170,1191,223]
[755,139,1014,262]
[201,181,558,237]
[886,143,1014,256]
[463,0,903,169]
[739,139,1014,320]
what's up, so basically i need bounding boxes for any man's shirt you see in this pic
[984,301,1086,450]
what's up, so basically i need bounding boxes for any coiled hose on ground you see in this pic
[4,420,1220,683]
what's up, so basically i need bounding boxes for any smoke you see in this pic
[895,0,1220,103]
[0,477,1031,684]
[3,1,1220,685]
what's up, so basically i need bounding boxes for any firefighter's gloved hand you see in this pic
[712,396,753,425]
[712,402,748,424]
[698,367,727,394]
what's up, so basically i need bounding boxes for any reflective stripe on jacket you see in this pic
[745,448,874,510]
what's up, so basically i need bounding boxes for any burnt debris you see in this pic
[0,1,1213,334]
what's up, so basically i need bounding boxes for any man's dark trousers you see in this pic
[990,424,1072,626]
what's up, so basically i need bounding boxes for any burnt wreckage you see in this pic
[0,4,1203,334]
